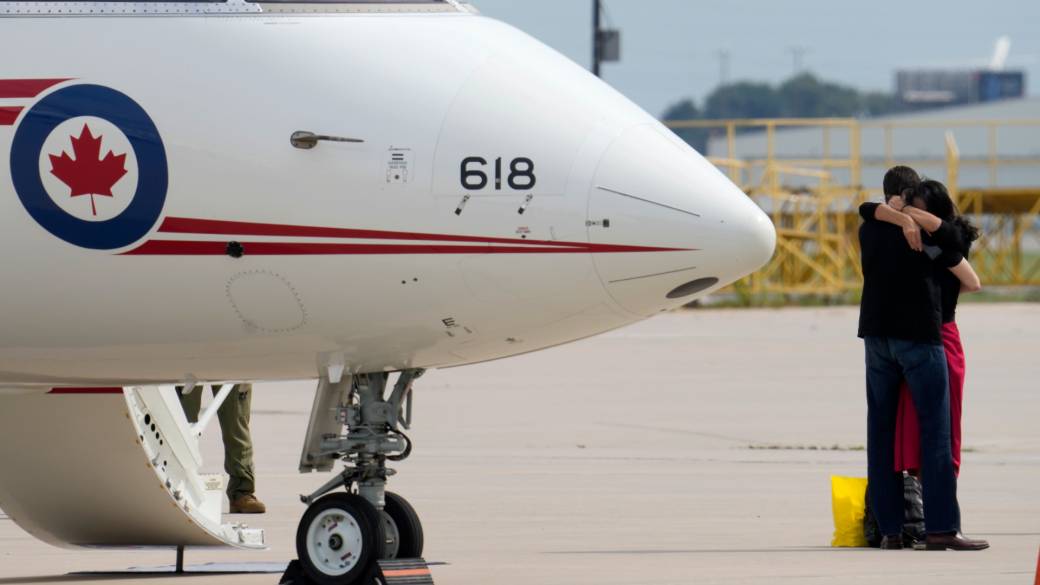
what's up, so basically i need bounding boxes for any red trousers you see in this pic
[894,321,964,475]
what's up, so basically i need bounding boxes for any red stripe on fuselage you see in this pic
[151,217,691,255]
[48,387,124,395]
[0,107,22,126]
[158,216,567,247]
[0,79,70,99]
[122,240,680,256]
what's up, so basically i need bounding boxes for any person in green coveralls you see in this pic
[178,384,266,514]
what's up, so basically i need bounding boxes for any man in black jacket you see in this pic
[858,166,987,551]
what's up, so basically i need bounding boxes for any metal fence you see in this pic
[665,118,1040,298]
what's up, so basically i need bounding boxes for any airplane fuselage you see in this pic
[0,8,775,386]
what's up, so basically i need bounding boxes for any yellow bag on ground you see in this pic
[830,476,869,547]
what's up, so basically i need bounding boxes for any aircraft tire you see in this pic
[296,493,385,585]
[384,491,424,558]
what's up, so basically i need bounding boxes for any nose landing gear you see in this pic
[285,370,431,585]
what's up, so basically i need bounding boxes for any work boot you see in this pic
[229,494,266,514]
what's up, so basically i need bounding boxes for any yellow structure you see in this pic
[665,118,1040,299]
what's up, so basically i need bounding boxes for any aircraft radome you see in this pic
[0,0,776,583]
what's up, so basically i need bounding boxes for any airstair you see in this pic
[0,386,264,549]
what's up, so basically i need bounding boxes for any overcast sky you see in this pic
[472,0,1039,118]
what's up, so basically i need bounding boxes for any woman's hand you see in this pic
[902,205,943,236]
[900,214,923,252]
[872,199,923,251]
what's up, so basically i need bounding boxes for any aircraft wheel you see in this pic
[384,491,424,558]
[380,510,401,560]
[296,493,385,585]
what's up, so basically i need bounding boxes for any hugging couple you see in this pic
[858,166,989,551]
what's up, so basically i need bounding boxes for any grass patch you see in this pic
[960,286,1040,304]
[745,444,977,453]
[687,286,1040,309]
[747,444,866,452]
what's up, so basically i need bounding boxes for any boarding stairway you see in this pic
[0,386,265,549]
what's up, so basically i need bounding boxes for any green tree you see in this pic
[777,73,861,117]
[703,81,781,119]
[662,74,905,152]
[861,91,903,117]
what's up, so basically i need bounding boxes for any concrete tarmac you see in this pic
[1,305,1038,584]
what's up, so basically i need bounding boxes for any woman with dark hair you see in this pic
[892,180,980,477]
[862,179,981,476]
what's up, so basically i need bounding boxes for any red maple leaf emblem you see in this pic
[49,124,128,217]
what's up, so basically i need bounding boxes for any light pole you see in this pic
[592,0,620,78]
[716,50,731,86]
[788,46,809,75]
[592,0,602,77]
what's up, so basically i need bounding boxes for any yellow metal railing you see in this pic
[665,118,1040,298]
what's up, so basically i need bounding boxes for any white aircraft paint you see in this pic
[0,0,776,557]
[0,3,774,388]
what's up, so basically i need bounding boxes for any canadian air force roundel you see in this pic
[10,84,167,250]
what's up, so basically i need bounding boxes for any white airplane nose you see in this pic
[734,198,778,275]
[588,124,776,315]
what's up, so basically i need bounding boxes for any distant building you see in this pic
[896,69,1025,109]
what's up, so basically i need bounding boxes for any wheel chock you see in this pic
[279,558,434,585]
[377,559,434,584]
[277,560,306,585]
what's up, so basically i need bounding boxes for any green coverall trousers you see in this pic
[177,384,256,500]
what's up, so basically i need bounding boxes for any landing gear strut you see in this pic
[286,370,430,585]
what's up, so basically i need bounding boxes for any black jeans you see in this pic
[864,336,959,535]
